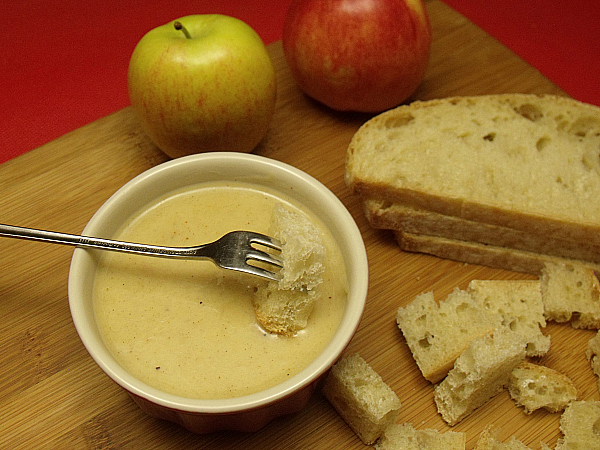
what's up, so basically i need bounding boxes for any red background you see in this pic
[1,0,598,165]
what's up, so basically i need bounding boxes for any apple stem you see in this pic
[174,21,192,39]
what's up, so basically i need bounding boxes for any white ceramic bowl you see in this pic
[68,152,368,434]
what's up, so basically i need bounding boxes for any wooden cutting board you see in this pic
[1,1,593,448]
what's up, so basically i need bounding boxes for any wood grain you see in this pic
[0,1,589,449]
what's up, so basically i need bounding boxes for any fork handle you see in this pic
[0,223,202,258]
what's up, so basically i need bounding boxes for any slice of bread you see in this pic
[555,400,600,449]
[321,353,401,445]
[540,261,600,329]
[252,204,326,335]
[364,199,600,265]
[508,361,577,414]
[395,231,600,277]
[433,330,527,426]
[396,288,497,383]
[345,94,600,245]
[473,425,535,450]
[374,423,466,450]
[585,331,600,390]
[467,280,550,357]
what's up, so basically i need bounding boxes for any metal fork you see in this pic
[0,224,283,282]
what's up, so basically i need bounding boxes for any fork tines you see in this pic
[246,232,283,270]
[247,232,283,253]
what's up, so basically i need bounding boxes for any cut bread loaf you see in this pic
[395,231,600,277]
[396,288,497,383]
[540,261,600,329]
[433,330,527,426]
[252,204,326,335]
[555,400,600,449]
[321,353,401,445]
[585,331,600,390]
[467,280,550,357]
[365,200,600,265]
[346,94,600,245]
[508,361,577,414]
[374,423,466,450]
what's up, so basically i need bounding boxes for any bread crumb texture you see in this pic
[253,204,326,335]
[346,94,600,225]
[397,279,548,384]
[396,288,496,383]
[540,261,600,328]
[433,330,526,426]
[467,279,550,357]
[555,400,600,449]
[586,331,600,391]
[322,353,401,445]
[508,361,577,414]
[375,422,466,450]
[473,425,538,450]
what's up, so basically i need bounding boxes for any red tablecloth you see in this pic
[443,0,600,107]
[1,0,598,165]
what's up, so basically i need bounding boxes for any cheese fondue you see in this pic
[92,181,347,399]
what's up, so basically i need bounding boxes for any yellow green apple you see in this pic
[128,15,277,158]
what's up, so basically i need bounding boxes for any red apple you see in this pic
[282,0,431,113]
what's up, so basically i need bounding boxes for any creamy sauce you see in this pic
[92,181,347,399]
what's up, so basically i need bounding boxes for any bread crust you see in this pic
[395,231,600,277]
[365,200,600,264]
[346,94,600,245]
